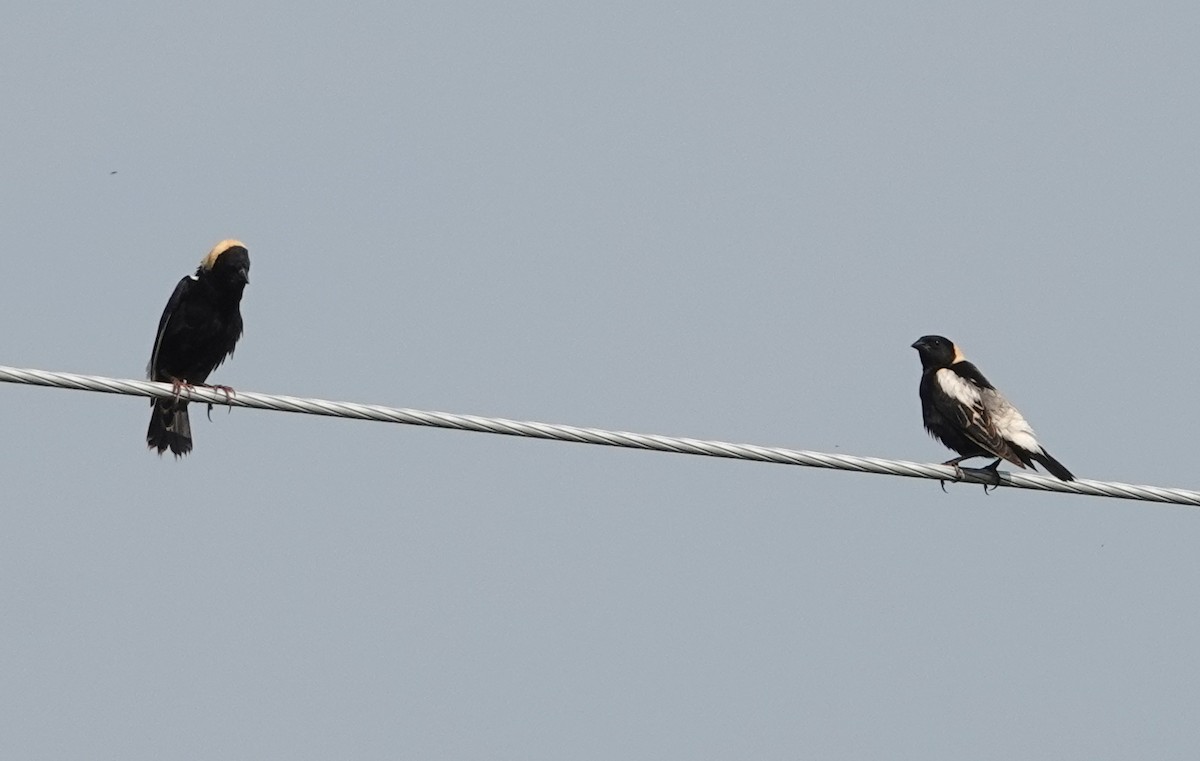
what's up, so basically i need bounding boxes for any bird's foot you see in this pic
[980,459,1003,494]
[168,377,194,402]
[202,384,236,421]
[204,384,236,402]
[938,461,966,493]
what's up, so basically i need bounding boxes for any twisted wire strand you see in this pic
[1,364,1196,507]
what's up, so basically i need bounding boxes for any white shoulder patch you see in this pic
[981,388,1042,453]
[936,368,982,408]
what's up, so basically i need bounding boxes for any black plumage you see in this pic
[912,335,1074,481]
[146,240,250,456]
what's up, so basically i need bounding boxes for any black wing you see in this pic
[147,275,195,380]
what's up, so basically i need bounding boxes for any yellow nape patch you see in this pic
[951,344,966,364]
[200,239,247,270]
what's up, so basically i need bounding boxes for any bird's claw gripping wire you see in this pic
[938,460,967,493]
[202,384,236,421]
[980,459,1003,494]
[168,377,194,402]
[937,458,1005,494]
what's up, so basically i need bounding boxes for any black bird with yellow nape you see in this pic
[146,240,250,456]
[912,335,1074,483]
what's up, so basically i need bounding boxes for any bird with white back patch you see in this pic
[911,335,1074,486]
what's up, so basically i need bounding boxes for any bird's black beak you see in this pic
[911,340,923,350]
[238,268,250,284]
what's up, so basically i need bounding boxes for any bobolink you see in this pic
[912,335,1074,481]
[146,240,250,456]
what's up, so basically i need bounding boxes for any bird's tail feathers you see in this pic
[147,401,192,457]
[1030,449,1074,481]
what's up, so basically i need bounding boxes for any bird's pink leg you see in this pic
[201,384,236,420]
[203,384,236,403]
[167,377,194,402]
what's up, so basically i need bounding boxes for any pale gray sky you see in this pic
[3,2,1200,758]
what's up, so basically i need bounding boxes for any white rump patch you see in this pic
[938,369,1045,454]
[981,389,1042,453]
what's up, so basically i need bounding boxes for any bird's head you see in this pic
[911,335,964,370]
[199,239,250,292]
